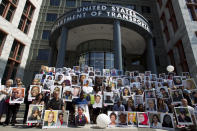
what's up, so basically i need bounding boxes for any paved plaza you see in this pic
[0,125,170,131]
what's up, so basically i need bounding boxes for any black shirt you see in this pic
[47,98,64,110]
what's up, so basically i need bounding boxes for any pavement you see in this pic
[0,124,173,131]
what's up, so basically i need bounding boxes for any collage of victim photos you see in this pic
[4,65,197,129]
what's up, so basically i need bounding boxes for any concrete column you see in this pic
[146,37,157,74]
[48,45,55,67]
[56,26,68,68]
[113,20,123,70]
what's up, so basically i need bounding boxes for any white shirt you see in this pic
[0,85,11,101]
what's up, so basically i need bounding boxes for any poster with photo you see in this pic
[28,85,41,101]
[27,104,44,123]
[108,111,118,126]
[185,79,196,90]
[151,74,157,81]
[75,104,90,126]
[79,74,87,85]
[92,95,102,108]
[73,66,80,73]
[55,68,63,73]
[182,72,190,79]
[50,86,62,99]
[190,89,197,105]
[130,82,140,91]
[95,76,103,86]
[111,69,117,76]
[116,78,123,89]
[137,112,150,127]
[144,81,151,89]
[173,76,183,86]
[83,78,93,87]
[156,86,169,99]
[95,70,101,76]
[43,110,58,128]
[118,112,127,126]
[34,74,43,82]
[55,73,64,85]
[171,89,183,104]
[56,110,69,128]
[145,71,151,76]
[9,87,25,104]
[123,77,130,86]
[146,98,157,112]
[174,107,193,125]
[127,112,137,126]
[104,92,114,105]
[43,79,54,90]
[71,75,78,85]
[62,87,72,102]
[135,76,142,83]
[88,71,94,76]
[145,90,156,98]
[103,69,110,76]
[122,86,131,97]
[161,113,174,129]
[134,95,143,107]
[149,113,162,128]
[71,86,81,98]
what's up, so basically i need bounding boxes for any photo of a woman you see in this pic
[137,112,150,127]
[109,112,117,126]
[150,114,161,128]
[161,114,173,128]
[122,87,130,97]
[43,111,58,128]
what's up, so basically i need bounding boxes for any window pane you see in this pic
[0,0,6,16]
[81,1,92,6]
[9,40,17,58]
[11,0,18,5]
[6,5,15,21]
[0,31,6,48]
[50,0,60,6]
[11,62,19,80]
[66,0,76,7]
[16,44,24,61]
[37,49,50,60]
[46,13,57,21]
[42,30,50,40]
[23,1,29,14]
[24,20,31,34]
[18,15,25,30]
[28,6,35,19]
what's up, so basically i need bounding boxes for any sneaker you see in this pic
[11,123,15,126]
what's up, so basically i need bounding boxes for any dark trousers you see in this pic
[4,104,20,124]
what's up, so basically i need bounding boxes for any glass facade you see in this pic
[79,52,114,70]
[77,39,115,70]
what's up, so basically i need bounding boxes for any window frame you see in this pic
[0,0,18,22]
[0,28,7,56]
[18,0,35,34]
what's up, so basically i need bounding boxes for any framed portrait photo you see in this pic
[104,92,114,105]
[161,113,174,130]
[174,107,193,125]
[173,76,183,87]
[56,110,69,128]
[28,85,41,101]
[146,98,157,112]
[108,111,118,127]
[27,104,44,123]
[149,113,162,129]
[50,86,62,99]
[43,110,58,128]
[171,89,184,104]
[137,112,150,127]
[127,112,137,126]
[62,87,72,102]
[75,105,90,126]
[156,86,169,99]
[117,112,128,126]
[185,79,196,90]
[9,87,25,104]
[71,86,81,98]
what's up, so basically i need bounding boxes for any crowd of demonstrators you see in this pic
[0,65,197,129]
